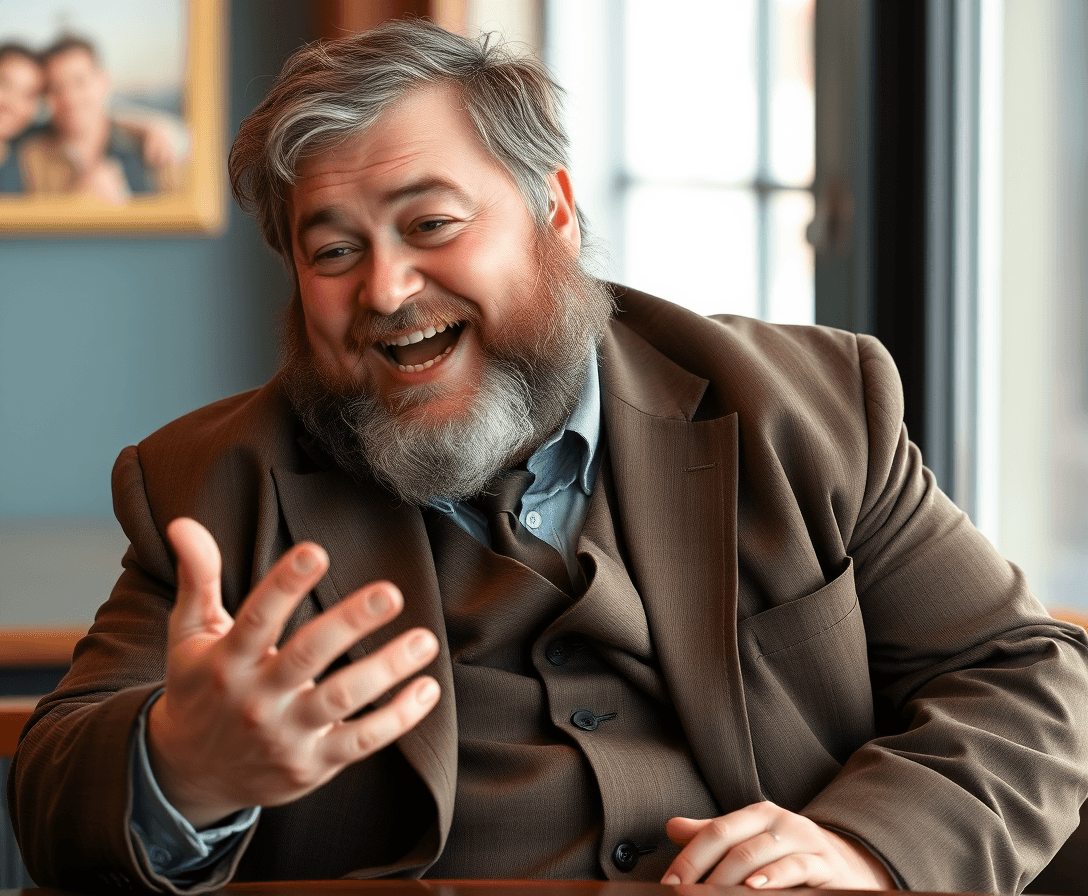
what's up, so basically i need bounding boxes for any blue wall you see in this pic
[0,0,314,518]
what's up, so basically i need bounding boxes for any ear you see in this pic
[546,168,581,255]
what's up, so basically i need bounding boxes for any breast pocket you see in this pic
[737,559,875,808]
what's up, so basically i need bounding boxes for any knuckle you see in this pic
[708,817,733,841]
[731,841,762,867]
[322,681,357,718]
[351,724,384,757]
[672,854,699,879]
[283,636,320,674]
[373,648,403,686]
[238,601,273,632]
[338,598,373,632]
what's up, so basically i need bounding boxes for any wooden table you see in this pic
[0,882,925,896]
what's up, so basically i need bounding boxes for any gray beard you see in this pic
[280,244,613,506]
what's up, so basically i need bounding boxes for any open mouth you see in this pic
[382,321,465,373]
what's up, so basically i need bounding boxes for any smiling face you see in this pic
[0,51,43,143]
[288,84,582,425]
[282,84,613,502]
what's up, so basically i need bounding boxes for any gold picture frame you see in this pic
[0,0,227,235]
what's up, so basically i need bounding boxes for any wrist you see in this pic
[825,828,896,889]
[146,697,247,830]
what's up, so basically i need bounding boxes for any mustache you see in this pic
[343,295,479,353]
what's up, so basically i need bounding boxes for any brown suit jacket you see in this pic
[10,287,1088,894]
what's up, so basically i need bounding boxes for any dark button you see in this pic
[546,638,572,665]
[612,840,639,872]
[571,708,617,731]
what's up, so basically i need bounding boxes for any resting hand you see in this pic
[147,517,440,830]
[661,801,895,890]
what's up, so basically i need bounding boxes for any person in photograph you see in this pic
[0,42,43,192]
[18,36,182,203]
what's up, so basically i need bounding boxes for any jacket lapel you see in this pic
[600,322,763,808]
[271,464,457,863]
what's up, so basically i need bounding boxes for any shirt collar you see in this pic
[525,342,601,496]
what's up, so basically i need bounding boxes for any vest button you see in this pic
[571,708,599,730]
[612,840,640,872]
[546,639,571,665]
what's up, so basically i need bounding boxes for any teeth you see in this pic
[386,321,453,348]
[397,344,454,373]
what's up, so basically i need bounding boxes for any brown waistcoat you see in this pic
[423,461,720,880]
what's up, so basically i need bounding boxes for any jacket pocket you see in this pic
[737,559,875,807]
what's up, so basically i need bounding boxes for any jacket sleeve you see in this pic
[7,445,257,894]
[800,334,1088,894]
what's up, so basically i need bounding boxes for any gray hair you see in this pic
[229,18,576,267]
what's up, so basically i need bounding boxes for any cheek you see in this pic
[298,279,356,350]
[437,228,536,312]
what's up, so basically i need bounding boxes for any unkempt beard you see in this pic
[280,229,614,506]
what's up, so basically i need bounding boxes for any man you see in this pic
[9,19,1088,895]
[0,43,43,192]
[18,37,179,202]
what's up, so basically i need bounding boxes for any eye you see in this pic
[316,246,352,261]
[413,219,449,234]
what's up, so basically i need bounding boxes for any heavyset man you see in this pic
[10,20,1088,895]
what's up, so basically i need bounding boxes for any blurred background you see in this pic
[1,0,1086,665]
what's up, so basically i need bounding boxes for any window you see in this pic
[546,0,815,323]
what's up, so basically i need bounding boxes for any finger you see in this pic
[220,541,329,659]
[666,816,714,846]
[298,626,440,726]
[745,853,832,890]
[662,805,776,884]
[265,580,406,690]
[704,830,792,886]
[166,517,229,645]
[321,675,441,765]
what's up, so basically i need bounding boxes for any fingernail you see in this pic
[293,550,316,574]
[367,589,390,616]
[408,632,435,658]
[661,874,680,886]
[749,875,769,888]
[416,679,439,704]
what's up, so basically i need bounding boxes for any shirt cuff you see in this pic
[129,689,260,877]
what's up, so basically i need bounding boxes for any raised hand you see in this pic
[146,517,440,830]
[661,801,895,890]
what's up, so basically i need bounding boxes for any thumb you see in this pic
[166,517,228,644]
[666,816,713,846]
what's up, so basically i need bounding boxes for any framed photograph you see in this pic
[0,0,226,234]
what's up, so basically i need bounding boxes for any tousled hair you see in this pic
[229,18,576,268]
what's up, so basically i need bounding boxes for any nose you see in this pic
[363,244,425,316]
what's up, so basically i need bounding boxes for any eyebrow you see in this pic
[294,177,475,245]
